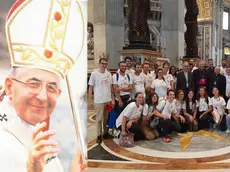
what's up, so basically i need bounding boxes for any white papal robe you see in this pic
[0,97,64,172]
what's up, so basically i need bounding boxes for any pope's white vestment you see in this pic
[0,97,64,172]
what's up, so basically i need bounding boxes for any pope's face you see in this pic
[5,68,61,125]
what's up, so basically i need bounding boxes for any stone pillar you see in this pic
[218,3,224,65]
[88,0,124,70]
[212,0,224,66]
[106,0,125,69]
[211,0,217,65]
[161,0,185,67]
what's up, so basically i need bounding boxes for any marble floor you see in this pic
[88,108,230,171]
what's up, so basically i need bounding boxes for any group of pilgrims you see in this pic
[88,56,230,144]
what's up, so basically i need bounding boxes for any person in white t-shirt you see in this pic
[142,63,154,95]
[88,58,115,144]
[196,86,212,129]
[116,92,145,141]
[163,62,174,90]
[131,63,145,99]
[113,61,132,114]
[175,90,187,132]
[125,56,135,75]
[157,90,185,143]
[151,68,169,98]
[182,90,198,131]
[226,99,230,133]
[210,87,226,130]
[169,66,177,91]
[175,90,185,117]
[117,56,135,75]
[220,58,227,76]
[141,93,161,140]
[225,67,230,98]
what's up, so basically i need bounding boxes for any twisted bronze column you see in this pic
[126,0,151,49]
[184,0,199,58]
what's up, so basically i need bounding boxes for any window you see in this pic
[223,11,229,30]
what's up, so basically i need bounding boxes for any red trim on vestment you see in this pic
[7,0,26,20]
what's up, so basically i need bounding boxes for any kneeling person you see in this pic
[141,93,160,140]
[157,90,185,142]
[116,93,145,141]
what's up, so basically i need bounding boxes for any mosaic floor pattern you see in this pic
[88,109,230,171]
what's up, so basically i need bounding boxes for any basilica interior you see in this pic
[88,0,230,171]
[88,0,230,70]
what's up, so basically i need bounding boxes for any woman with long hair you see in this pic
[196,86,212,129]
[141,93,160,140]
[182,90,198,131]
[175,90,187,132]
[169,65,177,91]
[175,90,185,116]
[210,87,226,131]
[151,68,169,98]
[116,92,145,141]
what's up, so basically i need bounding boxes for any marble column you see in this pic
[88,0,124,70]
[213,0,224,66]
[161,0,185,67]
[106,0,124,69]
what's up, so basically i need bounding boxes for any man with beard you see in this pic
[113,61,132,114]
[131,63,145,99]
[189,59,198,72]
[142,63,155,95]
[207,59,216,97]
[124,56,135,75]
[221,58,227,76]
[193,60,209,95]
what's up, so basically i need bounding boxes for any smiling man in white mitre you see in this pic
[0,0,87,171]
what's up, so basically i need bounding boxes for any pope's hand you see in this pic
[71,148,87,172]
[27,122,58,172]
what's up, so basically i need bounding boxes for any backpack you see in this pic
[116,73,130,82]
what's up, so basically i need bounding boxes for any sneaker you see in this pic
[162,137,171,143]
[226,129,230,134]
[96,135,102,144]
[213,123,217,129]
[114,130,120,138]
[103,133,114,139]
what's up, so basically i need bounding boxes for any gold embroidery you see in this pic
[6,0,85,78]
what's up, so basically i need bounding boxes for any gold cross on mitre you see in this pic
[6,0,85,79]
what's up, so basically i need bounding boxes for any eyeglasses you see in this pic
[12,78,61,97]
[100,62,108,65]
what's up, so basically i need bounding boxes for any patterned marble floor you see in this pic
[88,108,230,171]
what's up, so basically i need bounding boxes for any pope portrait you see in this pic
[0,0,87,171]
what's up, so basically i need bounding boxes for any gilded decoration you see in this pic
[197,0,212,21]
[6,0,85,78]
